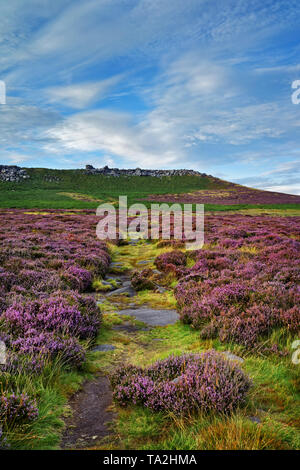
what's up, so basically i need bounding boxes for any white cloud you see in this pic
[0,151,31,165]
[42,51,300,169]
[44,109,182,167]
[255,64,300,74]
[1,0,300,191]
[4,0,300,88]
[46,75,123,109]
[262,184,300,195]
[0,101,60,146]
[263,160,300,176]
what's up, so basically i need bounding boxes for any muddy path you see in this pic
[61,240,178,449]
[61,375,115,449]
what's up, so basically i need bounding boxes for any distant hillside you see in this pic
[144,183,300,205]
[0,165,299,211]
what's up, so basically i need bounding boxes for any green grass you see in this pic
[4,237,299,451]
[1,167,299,213]
[89,241,300,451]
[93,318,299,451]
[2,352,97,450]
[0,168,221,209]
[1,186,299,450]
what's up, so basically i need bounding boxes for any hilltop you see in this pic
[0,164,299,211]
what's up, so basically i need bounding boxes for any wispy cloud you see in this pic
[46,75,123,109]
[0,150,32,165]
[255,64,300,74]
[1,0,300,192]
[44,109,183,167]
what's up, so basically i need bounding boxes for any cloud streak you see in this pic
[0,0,300,193]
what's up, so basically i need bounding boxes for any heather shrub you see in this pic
[0,269,17,292]
[9,330,85,368]
[174,217,300,349]
[1,293,100,340]
[131,269,156,291]
[19,269,62,293]
[111,351,251,415]
[0,294,7,315]
[156,240,185,249]
[0,209,110,421]
[154,250,187,272]
[2,350,45,375]
[75,250,110,276]
[61,264,93,292]
[0,392,38,425]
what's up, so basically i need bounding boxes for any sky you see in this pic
[0,0,300,194]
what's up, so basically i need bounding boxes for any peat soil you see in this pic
[60,375,115,449]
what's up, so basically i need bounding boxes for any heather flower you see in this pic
[111,351,251,415]
[174,217,300,349]
[0,392,38,425]
[10,330,85,367]
[2,294,100,340]
[61,265,93,292]
[154,250,187,272]
[131,269,156,291]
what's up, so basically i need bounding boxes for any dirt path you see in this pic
[61,375,115,449]
[61,241,178,449]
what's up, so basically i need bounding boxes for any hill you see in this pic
[0,165,299,212]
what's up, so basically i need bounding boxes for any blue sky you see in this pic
[0,0,300,193]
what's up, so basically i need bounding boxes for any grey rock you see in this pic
[112,322,144,333]
[156,286,167,293]
[44,174,60,183]
[248,416,261,424]
[106,285,136,297]
[0,165,30,182]
[117,308,179,326]
[84,165,207,178]
[91,344,115,352]
[101,280,113,286]
[221,351,244,363]
[152,269,162,275]
[106,275,122,285]
[171,376,183,384]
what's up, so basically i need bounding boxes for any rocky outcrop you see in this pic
[43,174,61,183]
[85,165,208,178]
[0,164,209,182]
[0,165,29,182]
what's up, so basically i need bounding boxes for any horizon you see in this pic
[0,0,300,194]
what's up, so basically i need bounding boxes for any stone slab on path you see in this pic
[116,307,179,326]
[106,285,136,297]
[92,344,116,352]
[136,259,154,265]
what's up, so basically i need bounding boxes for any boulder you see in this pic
[0,165,30,182]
